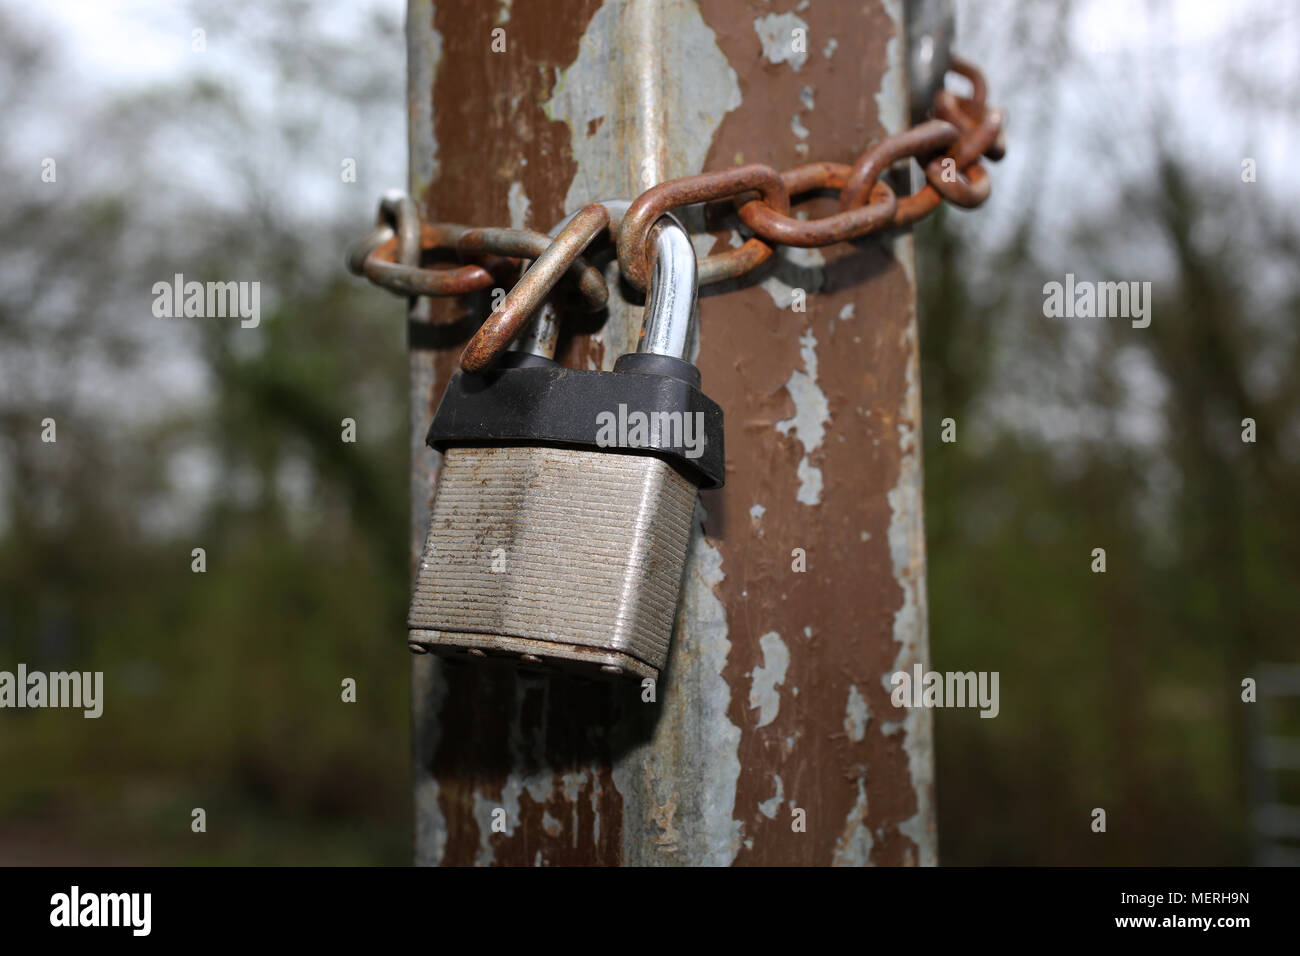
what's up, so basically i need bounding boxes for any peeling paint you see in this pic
[546,0,740,363]
[412,657,448,866]
[823,37,837,59]
[642,753,681,851]
[758,774,785,819]
[614,503,742,866]
[748,631,790,728]
[472,794,498,866]
[832,778,874,866]
[754,12,810,72]
[775,329,830,506]
[793,457,823,505]
[845,683,869,741]
[885,305,938,866]
[507,180,531,229]
[749,502,766,521]
[561,770,588,802]
[406,0,441,203]
[760,245,826,306]
[877,0,907,135]
[505,677,555,808]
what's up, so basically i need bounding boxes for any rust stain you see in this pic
[695,0,920,864]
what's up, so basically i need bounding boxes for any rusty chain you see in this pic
[347,55,1004,373]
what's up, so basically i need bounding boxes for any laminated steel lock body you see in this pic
[408,213,723,682]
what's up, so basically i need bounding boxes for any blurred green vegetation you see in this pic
[0,1,411,864]
[922,138,1300,866]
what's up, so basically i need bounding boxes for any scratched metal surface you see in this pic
[409,445,698,679]
[409,0,934,866]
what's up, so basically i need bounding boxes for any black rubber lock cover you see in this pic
[425,358,725,489]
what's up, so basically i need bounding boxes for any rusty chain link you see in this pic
[347,56,1004,372]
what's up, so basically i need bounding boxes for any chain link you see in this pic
[347,57,1004,370]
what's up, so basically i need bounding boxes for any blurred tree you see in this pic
[924,0,1299,864]
[0,0,411,864]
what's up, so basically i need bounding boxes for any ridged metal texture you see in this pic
[408,444,699,681]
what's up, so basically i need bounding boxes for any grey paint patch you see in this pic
[885,303,938,866]
[412,656,448,865]
[457,676,560,868]
[749,502,766,521]
[823,37,838,59]
[613,502,742,866]
[507,180,531,229]
[832,777,875,866]
[406,0,440,200]
[793,458,823,506]
[560,768,590,849]
[845,683,869,741]
[870,0,934,866]
[546,0,740,363]
[775,329,830,506]
[894,231,916,289]
[877,0,907,135]
[561,769,588,803]
[408,0,443,853]
[839,303,855,321]
[754,12,810,72]
[472,793,499,866]
[760,245,827,307]
[748,630,790,728]
[507,676,555,805]
[758,773,785,819]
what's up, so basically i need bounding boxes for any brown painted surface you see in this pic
[696,0,923,866]
[412,0,928,865]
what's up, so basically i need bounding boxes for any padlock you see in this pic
[407,213,723,683]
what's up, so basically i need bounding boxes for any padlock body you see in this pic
[408,445,698,681]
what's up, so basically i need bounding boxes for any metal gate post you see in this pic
[410,0,934,866]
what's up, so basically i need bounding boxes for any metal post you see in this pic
[410,0,934,866]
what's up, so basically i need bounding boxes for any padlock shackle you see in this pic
[508,208,613,361]
[638,216,698,361]
[512,201,698,364]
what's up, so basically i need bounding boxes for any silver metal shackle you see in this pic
[637,214,697,360]
[510,200,698,363]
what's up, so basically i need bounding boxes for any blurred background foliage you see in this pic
[0,0,1296,864]
[0,0,410,863]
